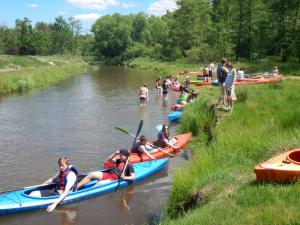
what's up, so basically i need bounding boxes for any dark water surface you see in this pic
[0,66,185,225]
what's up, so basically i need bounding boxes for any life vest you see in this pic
[56,165,78,192]
[158,130,169,141]
[110,160,126,178]
[132,142,144,154]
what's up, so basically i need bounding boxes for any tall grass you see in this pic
[0,56,87,94]
[159,80,300,225]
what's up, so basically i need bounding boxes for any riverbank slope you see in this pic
[130,58,300,225]
[0,55,88,94]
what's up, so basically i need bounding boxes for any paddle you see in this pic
[116,120,143,191]
[156,124,190,160]
[115,126,175,157]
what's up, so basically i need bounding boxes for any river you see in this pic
[0,66,185,225]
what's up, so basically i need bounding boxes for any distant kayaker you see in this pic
[237,67,245,80]
[139,84,149,106]
[77,149,135,190]
[155,77,162,95]
[132,135,156,160]
[29,157,79,212]
[156,124,179,149]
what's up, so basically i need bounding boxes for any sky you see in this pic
[0,0,178,33]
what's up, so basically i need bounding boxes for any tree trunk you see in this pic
[247,0,252,59]
[236,0,243,61]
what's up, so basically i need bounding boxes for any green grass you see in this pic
[159,80,300,225]
[0,55,88,94]
[129,57,300,77]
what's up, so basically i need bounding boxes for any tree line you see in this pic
[0,0,299,63]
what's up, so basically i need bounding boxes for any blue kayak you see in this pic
[0,158,168,215]
[168,110,182,122]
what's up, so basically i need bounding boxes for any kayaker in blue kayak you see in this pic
[77,149,135,189]
[29,157,79,212]
[131,135,156,160]
[156,124,179,149]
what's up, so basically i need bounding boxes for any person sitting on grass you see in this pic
[156,124,179,149]
[131,135,156,160]
[77,149,135,190]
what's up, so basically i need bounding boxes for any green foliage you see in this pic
[160,80,300,224]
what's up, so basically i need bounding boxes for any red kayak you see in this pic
[103,132,192,168]
[171,104,184,111]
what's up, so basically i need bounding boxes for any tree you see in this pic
[15,17,34,55]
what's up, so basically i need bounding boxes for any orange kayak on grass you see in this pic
[254,148,300,183]
[103,132,192,169]
[236,76,282,85]
[171,104,184,111]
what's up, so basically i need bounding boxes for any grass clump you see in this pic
[159,79,300,225]
[0,55,87,94]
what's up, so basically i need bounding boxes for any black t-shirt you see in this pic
[115,159,135,176]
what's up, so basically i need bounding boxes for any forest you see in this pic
[0,0,299,64]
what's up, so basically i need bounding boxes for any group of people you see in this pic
[30,124,178,212]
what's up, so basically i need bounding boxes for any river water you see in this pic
[0,66,184,225]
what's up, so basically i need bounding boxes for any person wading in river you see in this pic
[139,84,149,106]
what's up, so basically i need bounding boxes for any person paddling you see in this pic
[77,149,135,190]
[29,157,79,212]
[156,124,179,149]
[131,135,156,160]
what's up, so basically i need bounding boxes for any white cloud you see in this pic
[148,0,178,16]
[28,3,38,8]
[73,13,101,21]
[121,2,136,8]
[66,0,118,10]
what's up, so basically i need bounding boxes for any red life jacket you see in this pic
[56,165,78,191]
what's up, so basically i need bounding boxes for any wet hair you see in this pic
[144,84,147,87]
[139,135,147,143]
[58,156,69,165]
[119,149,130,157]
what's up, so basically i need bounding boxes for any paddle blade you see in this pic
[132,120,143,148]
[115,127,131,136]
[156,124,163,131]
[181,150,190,160]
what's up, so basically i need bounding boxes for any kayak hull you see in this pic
[0,159,169,215]
[254,148,300,183]
[168,111,183,122]
[104,133,192,168]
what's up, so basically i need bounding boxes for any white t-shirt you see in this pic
[237,70,244,79]
[209,63,214,72]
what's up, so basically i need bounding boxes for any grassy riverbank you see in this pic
[0,55,88,94]
[129,58,300,224]
[129,57,300,77]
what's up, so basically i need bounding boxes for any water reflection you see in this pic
[55,207,78,225]
[116,185,135,211]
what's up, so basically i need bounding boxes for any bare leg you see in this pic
[77,171,103,189]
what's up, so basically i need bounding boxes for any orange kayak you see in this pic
[254,148,300,183]
[236,76,282,85]
[171,104,184,111]
[103,132,192,168]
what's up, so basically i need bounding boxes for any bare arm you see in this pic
[47,172,76,212]
[140,145,156,160]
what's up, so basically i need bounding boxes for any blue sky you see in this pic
[0,0,178,33]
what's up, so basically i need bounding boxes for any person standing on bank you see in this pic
[29,157,79,212]
[209,62,214,80]
[216,58,228,107]
[224,62,237,112]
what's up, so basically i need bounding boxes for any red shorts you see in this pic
[102,172,118,181]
